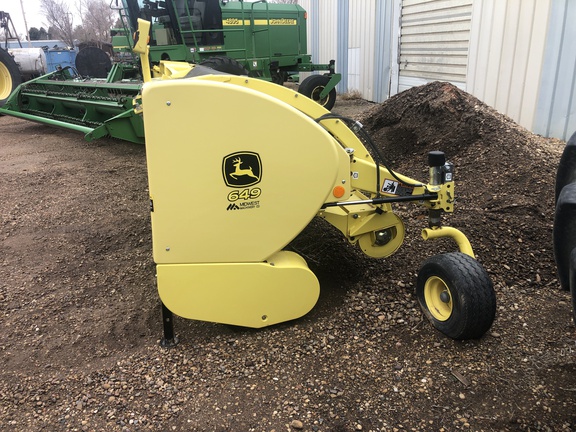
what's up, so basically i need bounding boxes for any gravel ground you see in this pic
[1,83,575,431]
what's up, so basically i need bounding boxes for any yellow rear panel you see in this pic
[143,78,348,264]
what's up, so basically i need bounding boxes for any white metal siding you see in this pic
[348,47,361,91]
[398,0,473,92]
[298,0,339,66]
[534,0,576,140]
[348,0,377,100]
[299,0,339,83]
[299,0,388,100]
[299,0,572,140]
[374,0,396,101]
[467,0,551,132]
[316,2,339,71]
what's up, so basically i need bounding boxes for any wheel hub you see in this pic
[439,291,450,303]
[424,276,453,321]
[311,86,328,105]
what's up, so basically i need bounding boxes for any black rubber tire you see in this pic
[0,48,21,108]
[75,46,112,78]
[298,74,337,110]
[416,252,496,340]
[198,56,248,75]
[553,182,576,291]
[569,248,576,325]
[555,131,576,203]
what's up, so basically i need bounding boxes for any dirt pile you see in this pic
[300,82,564,291]
[360,81,554,163]
[355,82,563,283]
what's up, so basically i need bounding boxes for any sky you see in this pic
[5,0,262,40]
[5,0,85,39]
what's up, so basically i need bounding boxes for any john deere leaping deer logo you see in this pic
[222,152,262,187]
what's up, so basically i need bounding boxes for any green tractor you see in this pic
[0,0,340,144]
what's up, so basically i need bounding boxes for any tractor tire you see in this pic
[570,248,576,325]
[298,74,337,110]
[416,252,496,340]
[555,130,576,203]
[0,48,21,108]
[553,181,576,291]
[75,46,112,78]
[199,56,248,75]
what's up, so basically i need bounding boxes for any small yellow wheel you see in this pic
[423,276,452,322]
[416,252,496,340]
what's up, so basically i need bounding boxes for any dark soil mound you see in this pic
[298,82,565,293]
[356,81,564,287]
[360,81,550,163]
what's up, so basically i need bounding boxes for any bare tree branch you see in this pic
[77,0,115,46]
[76,0,116,48]
[40,0,75,47]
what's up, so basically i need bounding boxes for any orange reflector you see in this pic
[304,12,307,19]
[333,185,346,198]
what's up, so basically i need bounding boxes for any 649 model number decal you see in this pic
[227,188,261,202]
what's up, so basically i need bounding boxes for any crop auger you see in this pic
[3,19,498,345]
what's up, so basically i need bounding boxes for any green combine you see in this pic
[0,0,341,144]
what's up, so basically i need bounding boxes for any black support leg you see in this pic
[160,302,179,348]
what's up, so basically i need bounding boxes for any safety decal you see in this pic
[226,200,260,211]
[381,179,413,196]
[223,152,262,188]
[191,46,222,53]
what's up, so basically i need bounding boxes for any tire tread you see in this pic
[417,252,496,340]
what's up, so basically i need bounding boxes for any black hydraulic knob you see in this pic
[428,151,445,186]
[428,151,445,167]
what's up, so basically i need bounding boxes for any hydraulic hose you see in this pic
[315,113,424,196]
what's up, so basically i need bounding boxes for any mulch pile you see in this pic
[298,82,565,295]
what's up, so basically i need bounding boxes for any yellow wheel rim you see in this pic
[310,85,328,106]
[424,276,453,321]
[0,61,13,100]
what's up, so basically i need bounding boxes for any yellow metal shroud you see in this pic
[142,70,469,327]
[157,251,319,327]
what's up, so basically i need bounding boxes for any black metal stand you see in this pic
[160,302,179,348]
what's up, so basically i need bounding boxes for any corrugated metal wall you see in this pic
[300,0,339,79]
[374,0,396,101]
[298,0,393,102]
[467,0,551,133]
[398,0,472,92]
[533,0,576,141]
[347,0,376,100]
[336,0,349,94]
[298,0,574,140]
